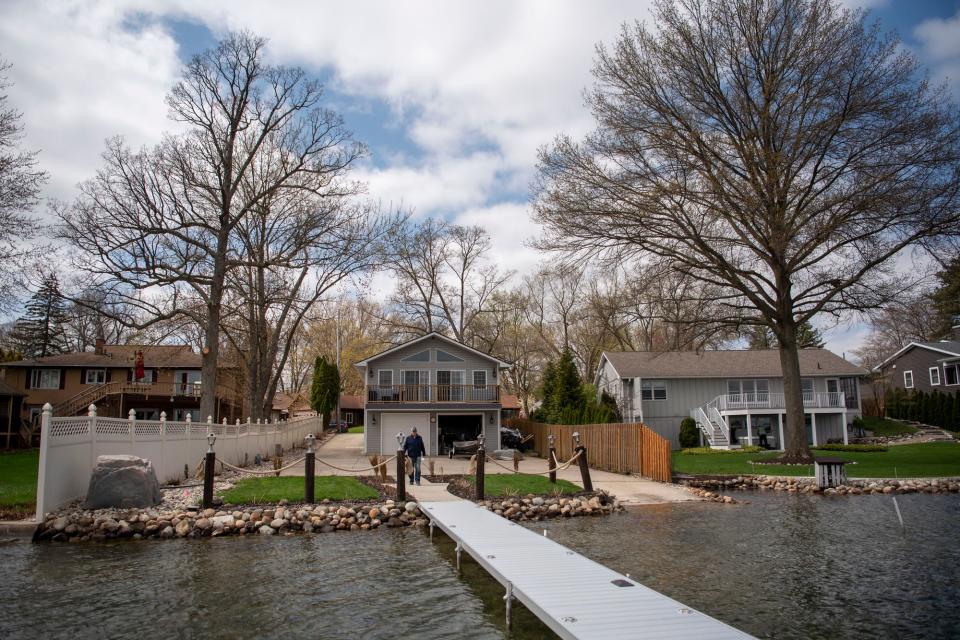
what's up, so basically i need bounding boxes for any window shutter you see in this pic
[127,369,132,382]
[25,368,31,389]
[80,368,87,385]
[59,369,65,389]
[106,369,112,383]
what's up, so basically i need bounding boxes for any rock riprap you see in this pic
[682,475,960,496]
[480,494,621,521]
[84,455,161,509]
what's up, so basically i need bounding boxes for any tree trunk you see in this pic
[200,301,220,421]
[778,318,813,463]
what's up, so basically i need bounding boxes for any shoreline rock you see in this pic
[681,475,960,496]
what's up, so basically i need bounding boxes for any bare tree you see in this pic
[386,219,512,344]
[0,58,47,313]
[534,0,960,461]
[58,32,365,419]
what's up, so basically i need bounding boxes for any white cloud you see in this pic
[914,10,960,95]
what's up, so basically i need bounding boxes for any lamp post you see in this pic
[203,432,216,508]
[396,432,406,502]
[572,431,593,492]
[475,431,485,501]
[304,433,316,503]
[548,433,557,484]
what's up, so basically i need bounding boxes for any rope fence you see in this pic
[482,449,582,476]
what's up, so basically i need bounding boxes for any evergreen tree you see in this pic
[8,274,70,358]
[548,349,583,423]
[309,356,340,430]
[931,256,960,336]
[745,320,824,349]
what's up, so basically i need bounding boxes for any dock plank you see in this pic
[421,501,754,640]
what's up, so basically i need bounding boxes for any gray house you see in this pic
[595,349,866,449]
[355,333,510,455]
[873,325,960,394]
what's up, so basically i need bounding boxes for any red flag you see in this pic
[135,350,145,381]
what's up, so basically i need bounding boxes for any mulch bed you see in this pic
[356,475,398,500]
[442,474,601,502]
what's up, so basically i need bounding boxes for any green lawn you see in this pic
[861,415,919,437]
[469,474,582,496]
[347,425,364,433]
[672,442,960,478]
[220,475,379,504]
[0,449,38,517]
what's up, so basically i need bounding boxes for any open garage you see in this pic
[438,414,483,455]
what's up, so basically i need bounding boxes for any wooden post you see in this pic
[396,436,407,503]
[476,431,485,501]
[203,433,216,509]
[304,433,316,504]
[573,431,593,492]
[548,433,557,484]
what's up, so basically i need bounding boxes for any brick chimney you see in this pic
[95,337,106,354]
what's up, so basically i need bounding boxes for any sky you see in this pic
[1,0,958,358]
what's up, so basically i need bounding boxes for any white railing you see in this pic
[705,404,729,443]
[716,392,845,412]
[35,405,322,520]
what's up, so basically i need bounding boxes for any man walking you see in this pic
[403,428,426,485]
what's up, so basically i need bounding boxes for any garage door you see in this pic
[380,413,430,455]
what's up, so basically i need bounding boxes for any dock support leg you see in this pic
[429,521,435,541]
[504,582,514,629]
[456,541,462,572]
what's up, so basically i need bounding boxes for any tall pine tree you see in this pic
[9,273,69,358]
[746,321,825,349]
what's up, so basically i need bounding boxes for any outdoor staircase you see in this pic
[691,402,731,448]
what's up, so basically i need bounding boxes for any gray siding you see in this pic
[879,345,960,394]
[364,408,500,455]
[363,337,501,390]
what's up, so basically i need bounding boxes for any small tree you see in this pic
[9,273,70,358]
[547,349,583,423]
[310,356,340,430]
[679,417,700,448]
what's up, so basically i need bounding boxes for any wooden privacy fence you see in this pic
[506,418,672,483]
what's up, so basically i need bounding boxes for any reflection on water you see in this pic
[1,493,957,639]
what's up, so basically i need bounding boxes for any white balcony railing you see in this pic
[717,391,845,412]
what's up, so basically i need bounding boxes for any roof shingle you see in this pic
[603,349,866,379]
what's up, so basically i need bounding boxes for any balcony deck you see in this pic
[716,392,852,414]
[365,384,500,406]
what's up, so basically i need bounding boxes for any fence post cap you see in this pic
[128,408,137,419]
[42,402,53,412]
[159,411,166,421]
[88,404,97,417]
[572,431,581,446]
[206,433,217,452]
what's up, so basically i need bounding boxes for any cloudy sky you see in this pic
[2,0,958,355]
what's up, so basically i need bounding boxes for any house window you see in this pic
[903,370,913,389]
[641,380,667,400]
[400,350,430,362]
[437,370,464,401]
[473,371,487,387]
[345,412,355,424]
[946,365,959,386]
[378,370,393,386]
[31,369,60,389]
[401,370,430,401]
[929,367,941,386]
[131,369,155,383]
[85,369,106,384]
[436,349,464,362]
[800,378,815,400]
[133,408,159,420]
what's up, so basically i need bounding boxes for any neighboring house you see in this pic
[500,393,522,422]
[271,391,314,422]
[339,394,364,426]
[595,349,867,449]
[355,332,510,455]
[0,379,26,448]
[0,339,243,426]
[873,325,960,394]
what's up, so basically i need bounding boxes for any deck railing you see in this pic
[717,391,846,412]
[366,384,500,403]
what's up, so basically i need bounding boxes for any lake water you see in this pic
[1,493,957,639]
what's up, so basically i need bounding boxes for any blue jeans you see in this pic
[408,456,422,484]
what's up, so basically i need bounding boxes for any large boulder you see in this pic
[84,455,161,509]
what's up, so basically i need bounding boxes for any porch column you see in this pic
[636,377,644,424]
[842,412,848,445]
[811,413,818,447]
[777,413,785,451]
[745,414,753,448]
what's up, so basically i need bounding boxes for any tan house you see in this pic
[0,339,243,430]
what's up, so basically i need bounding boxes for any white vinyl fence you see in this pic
[36,404,322,520]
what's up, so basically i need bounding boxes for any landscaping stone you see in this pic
[84,455,161,509]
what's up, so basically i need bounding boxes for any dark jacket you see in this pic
[403,434,426,459]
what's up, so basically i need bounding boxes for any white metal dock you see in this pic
[420,501,755,640]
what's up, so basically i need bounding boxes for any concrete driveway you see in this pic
[281,433,699,505]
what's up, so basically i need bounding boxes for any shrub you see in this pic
[678,417,700,448]
[812,443,888,453]
[680,446,762,455]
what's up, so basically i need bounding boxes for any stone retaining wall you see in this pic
[681,475,960,496]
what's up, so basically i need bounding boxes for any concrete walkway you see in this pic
[281,433,698,505]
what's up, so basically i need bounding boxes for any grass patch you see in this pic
[861,415,918,437]
[468,474,581,496]
[347,425,364,433]
[672,442,960,478]
[813,444,888,453]
[0,449,38,517]
[681,446,763,455]
[220,475,378,504]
